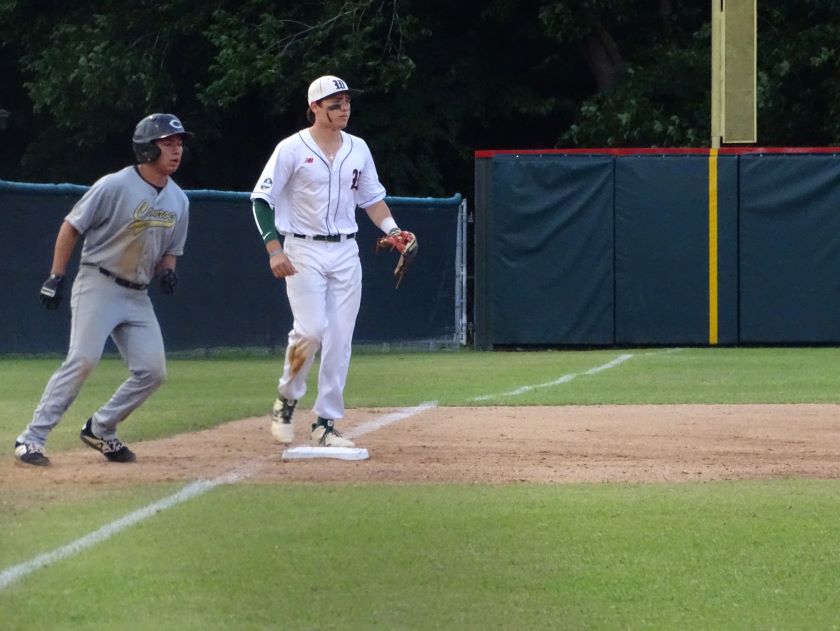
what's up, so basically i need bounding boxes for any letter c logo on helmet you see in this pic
[132,113,193,164]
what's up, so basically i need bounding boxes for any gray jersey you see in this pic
[67,166,189,285]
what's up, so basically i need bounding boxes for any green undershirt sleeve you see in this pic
[252,198,278,244]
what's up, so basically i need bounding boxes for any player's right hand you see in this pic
[39,273,65,310]
[159,269,179,295]
[269,249,297,279]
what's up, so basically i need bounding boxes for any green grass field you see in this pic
[3,347,840,629]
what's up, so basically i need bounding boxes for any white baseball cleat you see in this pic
[271,419,294,444]
[310,418,355,448]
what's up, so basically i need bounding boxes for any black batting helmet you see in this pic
[132,113,192,163]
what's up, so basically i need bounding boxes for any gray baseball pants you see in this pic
[17,266,166,446]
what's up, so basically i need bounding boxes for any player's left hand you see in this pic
[376,229,418,288]
[39,273,65,310]
[159,269,178,294]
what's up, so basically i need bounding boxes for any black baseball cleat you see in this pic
[280,397,297,422]
[272,397,297,423]
[80,418,136,462]
[310,417,355,448]
[14,441,50,466]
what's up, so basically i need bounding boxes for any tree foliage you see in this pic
[756,0,840,144]
[540,1,711,147]
[2,1,840,195]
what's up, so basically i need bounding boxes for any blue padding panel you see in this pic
[489,155,614,345]
[739,154,840,342]
[615,156,736,344]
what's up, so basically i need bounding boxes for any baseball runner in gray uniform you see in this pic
[251,74,416,448]
[14,113,192,466]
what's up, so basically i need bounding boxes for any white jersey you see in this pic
[250,129,386,236]
[66,166,189,285]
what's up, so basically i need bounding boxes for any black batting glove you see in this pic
[39,273,65,310]
[159,269,178,295]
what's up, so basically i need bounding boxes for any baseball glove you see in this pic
[376,228,418,288]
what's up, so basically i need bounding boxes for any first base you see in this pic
[282,446,370,461]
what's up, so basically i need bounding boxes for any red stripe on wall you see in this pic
[474,147,840,158]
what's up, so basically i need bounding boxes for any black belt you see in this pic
[292,233,356,242]
[98,267,148,291]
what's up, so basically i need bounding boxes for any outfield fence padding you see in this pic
[0,181,466,354]
[474,147,840,348]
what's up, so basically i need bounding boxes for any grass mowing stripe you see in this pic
[468,352,636,401]
[8,481,840,628]
[0,404,430,591]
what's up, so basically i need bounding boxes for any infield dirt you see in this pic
[5,404,840,488]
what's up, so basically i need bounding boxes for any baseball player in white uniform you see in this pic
[251,75,414,447]
[14,113,191,466]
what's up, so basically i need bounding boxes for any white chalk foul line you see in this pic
[0,404,436,592]
[343,401,438,439]
[468,353,634,402]
[0,475,225,591]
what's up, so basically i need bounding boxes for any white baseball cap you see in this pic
[307,75,359,104]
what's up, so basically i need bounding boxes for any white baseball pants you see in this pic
[277,236,362,420]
